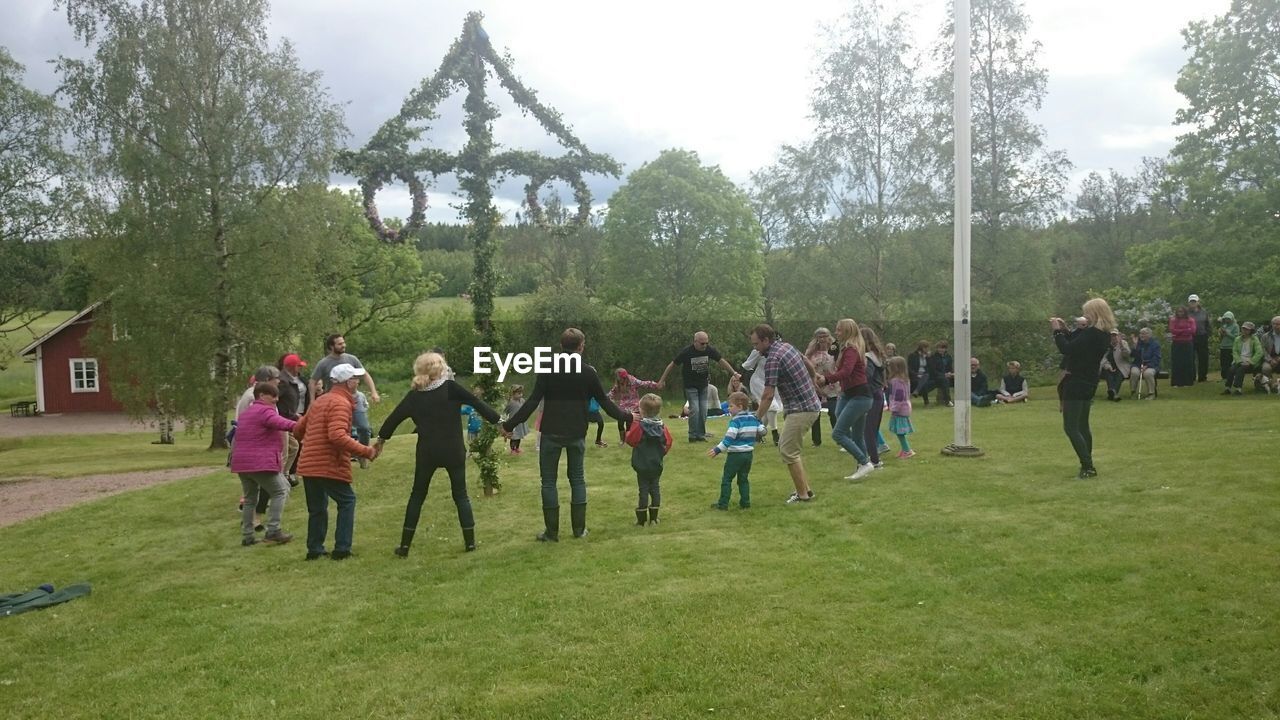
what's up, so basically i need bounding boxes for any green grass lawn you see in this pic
[0,312,75,407]
[1,381,1277,719]
[0,432,221,480]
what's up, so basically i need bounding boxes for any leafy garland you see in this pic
[336,12,619,491]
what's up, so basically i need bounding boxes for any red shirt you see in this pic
[1168,317,1197,344]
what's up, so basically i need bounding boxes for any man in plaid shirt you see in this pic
[751,323,823,504]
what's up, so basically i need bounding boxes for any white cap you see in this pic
[329,363,366,383]
[1188,293,1200,302]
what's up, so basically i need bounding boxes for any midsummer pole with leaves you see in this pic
[337,12,618,494]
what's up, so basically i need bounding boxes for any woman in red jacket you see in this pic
[1168,305,1197,387]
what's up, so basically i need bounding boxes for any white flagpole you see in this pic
[945,0,982,457]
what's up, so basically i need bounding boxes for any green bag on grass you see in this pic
[0,583,92,618]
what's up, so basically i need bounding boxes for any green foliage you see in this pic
[0,47,76,334]
[420,249,474,297]
[603,149,764,320]
[56,0,346,446]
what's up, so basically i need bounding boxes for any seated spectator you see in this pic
[1258,316,1280,393]
[907,340,930,395]
[1100,330,1130,402]
[1129,327,1162,398]
[995,361,1029,404]
[918,340,954,407]
[969,358,996,407]
[1224,321,1263,396]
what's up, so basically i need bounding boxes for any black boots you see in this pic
[394,527,416,557]
[647,506,660,525]
[771,429,780,445]
[462,527,476,552]
[570,503,588,538]
[537,506,560,542]
[635,509,647,526]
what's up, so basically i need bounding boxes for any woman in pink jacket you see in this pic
[1168,305,1198,387]
[230,382,298,546]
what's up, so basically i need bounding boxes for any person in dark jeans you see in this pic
[919,341,955,407]
[1187,294,1211,382]
[502,328,629,541]
[1053,298,1115,479]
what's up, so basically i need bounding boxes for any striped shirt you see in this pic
[713,411,766,454]
[762,340,822,414]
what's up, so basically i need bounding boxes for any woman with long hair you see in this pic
[859,326,888,468]
[376,352,500,557]
[805,327,839,447]
[816,318,876,481]
[1052,298,1115,479]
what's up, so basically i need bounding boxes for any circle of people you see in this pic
[226,295,1279,559]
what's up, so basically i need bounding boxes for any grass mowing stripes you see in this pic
[0,381,1278,719]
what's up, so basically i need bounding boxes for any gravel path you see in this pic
[0,466,220,528]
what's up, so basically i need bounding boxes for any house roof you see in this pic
[18,301,105,358]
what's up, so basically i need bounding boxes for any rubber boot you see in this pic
[395,527,415,557]
[647,506,660,525]
[537,506,559,542]
[570,503,588,538]
[462,527,476,552]
[635,508,647,526]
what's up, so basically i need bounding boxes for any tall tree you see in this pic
[1130,0,1280,318]
[57,0,345,447]
[602,149,764,321]
[752,0,935,325]
[0,47,75,340]
[932,0,1070,307]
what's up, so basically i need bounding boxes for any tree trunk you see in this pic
[208,191,231,451]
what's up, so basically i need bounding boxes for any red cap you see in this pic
[283,353,307,368]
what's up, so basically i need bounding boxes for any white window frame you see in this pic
[70,358,100,393]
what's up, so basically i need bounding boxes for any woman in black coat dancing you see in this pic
[1052,297,1116,479]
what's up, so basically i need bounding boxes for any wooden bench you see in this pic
[9,400,37,417]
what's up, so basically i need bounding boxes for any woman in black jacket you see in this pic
[376,352,500,557]
[1052,298,1116,479]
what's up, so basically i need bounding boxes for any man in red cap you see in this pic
[277,353,310,485]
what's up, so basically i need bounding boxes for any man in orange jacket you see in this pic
[293,363,378,560]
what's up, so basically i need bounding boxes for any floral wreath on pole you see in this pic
[335,13,619,492]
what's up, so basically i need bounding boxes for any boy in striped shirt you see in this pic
[707,392,765,510]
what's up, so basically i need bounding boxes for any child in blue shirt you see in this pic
[461,405,482,445]
[707,391,765,510]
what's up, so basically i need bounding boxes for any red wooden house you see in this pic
[18,301,125,414]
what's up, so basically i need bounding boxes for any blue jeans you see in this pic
[352,409,372,445]
[538,435,586,509]
[684,386,708,440]
[303,477,356,554]
[832,393,872,465]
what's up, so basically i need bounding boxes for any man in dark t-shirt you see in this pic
[502,328,628,542]
[657,331,739,442]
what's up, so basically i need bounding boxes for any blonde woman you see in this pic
[1051,297,1116,479]
[375,352,500,557]
[816,318,875,481]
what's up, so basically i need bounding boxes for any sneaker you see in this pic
[946,401,955,407]
[898,450,916,459]
[393,546,410,558]
[846,462,876,481]
[1077,467,1098,479]
[305,551,328,560]
[873,461,885,469]
[877,444,891,454]
[241,536,257,547]
[595,440,608,448]
[1233,388,1243,395]
[262,530,293,545]
[1221,389,1232,395]
[286,474,300,487]
[710,503,728,511]
[785,491,811,504]
[330,550,353,561]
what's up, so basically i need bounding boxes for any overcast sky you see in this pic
[3,0,1226,224]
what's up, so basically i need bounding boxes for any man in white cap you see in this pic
[1186,294,1211,382]
[292,363,378,560]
